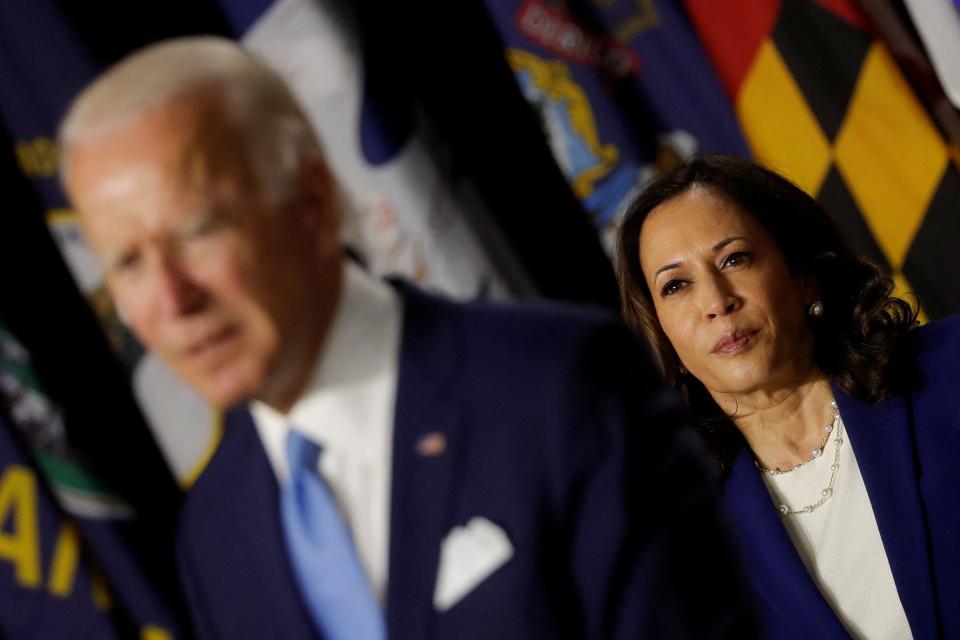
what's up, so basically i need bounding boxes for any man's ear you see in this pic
[294,153,341,257]
[295,153,338,227]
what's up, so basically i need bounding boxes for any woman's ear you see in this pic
[798,272,821,308]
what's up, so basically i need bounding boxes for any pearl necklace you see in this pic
[775,413,845,517]
[755,401,839,475]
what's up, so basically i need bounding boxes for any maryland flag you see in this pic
[685,0,960,320]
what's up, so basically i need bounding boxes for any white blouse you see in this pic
[761,414,913,639]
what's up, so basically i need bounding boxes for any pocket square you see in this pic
[433,516,513,612]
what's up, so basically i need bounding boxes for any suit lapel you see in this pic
[724,451,850,638]
[220,407,293,583]
[834,387,939,639]
[195,407,322,638]
[386,287,466,640]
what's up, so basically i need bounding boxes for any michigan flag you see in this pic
[484,0,749,251]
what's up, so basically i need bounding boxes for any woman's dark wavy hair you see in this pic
[616,155,919,470]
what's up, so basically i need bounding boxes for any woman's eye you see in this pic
[721,251,751,269]
[661,279,687,297]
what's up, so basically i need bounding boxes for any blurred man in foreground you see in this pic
[60,37,754,640]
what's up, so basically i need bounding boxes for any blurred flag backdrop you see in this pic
[2,3,960,636]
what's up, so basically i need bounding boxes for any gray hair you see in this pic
[59,36,322,203]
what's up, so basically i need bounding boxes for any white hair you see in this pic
[59,36,322,202]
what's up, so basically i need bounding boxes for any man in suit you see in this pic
[59,37,755,639]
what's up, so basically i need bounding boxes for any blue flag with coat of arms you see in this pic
[482,0,749,252]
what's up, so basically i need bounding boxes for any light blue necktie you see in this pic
[280,430,386,640]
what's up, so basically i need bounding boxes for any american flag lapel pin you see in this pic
[416,431,447,457]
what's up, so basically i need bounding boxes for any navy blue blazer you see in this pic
[723,315,960,639]
[176,285,756,639]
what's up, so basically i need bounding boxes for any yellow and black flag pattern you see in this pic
[686,0,960,320]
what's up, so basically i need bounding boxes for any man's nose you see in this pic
[152,253,207,317]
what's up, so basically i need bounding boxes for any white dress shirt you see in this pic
[251,262,402,604]
[762,414,913,639]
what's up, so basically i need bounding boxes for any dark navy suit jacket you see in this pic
[723,315,960,639]
[177,285,756,639]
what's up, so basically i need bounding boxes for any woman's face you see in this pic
[638,187,816,398]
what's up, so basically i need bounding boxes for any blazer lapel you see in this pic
[834,387,939,639]
[386,287,466,640]
[724,451,850,638]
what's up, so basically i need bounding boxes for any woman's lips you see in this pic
[712,329,759,355]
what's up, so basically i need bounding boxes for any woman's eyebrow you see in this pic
[652,236,750,280]
[654,261,682,279]
[713,236,747,251]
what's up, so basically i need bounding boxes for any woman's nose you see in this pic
[702,277,742,319]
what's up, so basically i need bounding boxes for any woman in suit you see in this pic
[616,154,958,639]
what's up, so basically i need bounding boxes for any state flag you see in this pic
[685,0,960,319]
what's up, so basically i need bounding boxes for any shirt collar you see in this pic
[251,261,402,482]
